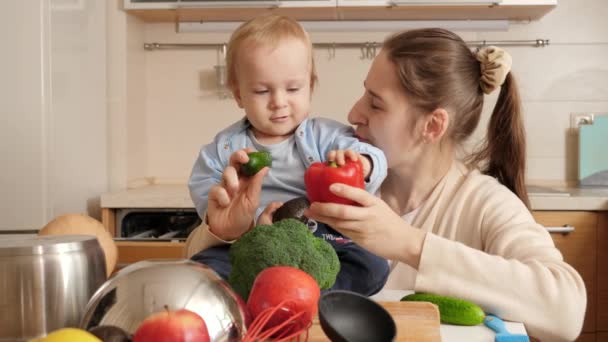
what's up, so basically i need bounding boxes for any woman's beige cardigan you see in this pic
[185,162,586,341]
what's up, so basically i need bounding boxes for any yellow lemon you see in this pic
[30,328,101,342]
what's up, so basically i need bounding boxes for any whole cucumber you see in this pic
[401,293,485,326]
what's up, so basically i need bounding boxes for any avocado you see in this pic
[272,196,311,224]
[401,293,485,326]
[88,325,132,342]
[241,151,272,176]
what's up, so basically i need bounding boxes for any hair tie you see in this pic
[476,46,512,94]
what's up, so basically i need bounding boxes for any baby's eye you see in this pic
[287,87,300,93]
[254,89,269,95]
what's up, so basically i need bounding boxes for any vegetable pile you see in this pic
[228,218,340,301]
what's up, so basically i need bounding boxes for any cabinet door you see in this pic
[125,0,336,9]
[0,2,49,231]
[598,213,608,331]
[533,211,597,333]
[338,0,557,4]
[125,0,338,21]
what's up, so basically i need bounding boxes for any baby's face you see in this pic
[233,38,312,145]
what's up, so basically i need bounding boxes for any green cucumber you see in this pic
[401,293,485,326]
[241,151,272,176]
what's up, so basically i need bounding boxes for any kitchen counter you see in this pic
[101,183,608,211]
[371,290,528,342]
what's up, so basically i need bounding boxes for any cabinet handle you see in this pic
[390,0,501,5]
[176,0,280,9]
[546,225,575,234]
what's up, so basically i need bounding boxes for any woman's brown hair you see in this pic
[383,28,530,208]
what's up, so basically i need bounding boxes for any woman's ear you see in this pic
[422,108,449,143]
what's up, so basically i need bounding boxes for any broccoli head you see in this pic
[228,218,340,300]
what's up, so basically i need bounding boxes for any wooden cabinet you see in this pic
[533,211,598,335]
[122,0,557,22]
[115,241,185,267]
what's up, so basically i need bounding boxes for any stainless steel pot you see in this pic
[81,260,248,342]
[0,235,106,341]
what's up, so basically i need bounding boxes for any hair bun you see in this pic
[476,46,512,94]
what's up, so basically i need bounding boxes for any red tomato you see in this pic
[247,266,321,335]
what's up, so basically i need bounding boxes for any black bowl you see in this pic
[318,290,396,342]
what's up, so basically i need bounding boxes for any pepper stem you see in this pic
[328,161,338,168]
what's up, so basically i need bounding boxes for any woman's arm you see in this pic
[305,183,426,266]
[305,181,586,341]
[414,183,586,342]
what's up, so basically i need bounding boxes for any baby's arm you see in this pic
[327,149,373,179]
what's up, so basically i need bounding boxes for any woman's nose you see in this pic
[347,98,365,125]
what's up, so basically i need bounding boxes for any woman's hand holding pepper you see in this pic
[304,183,427,269]
[207,149,268,241]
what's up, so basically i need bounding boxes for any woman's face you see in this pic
[348,50,422,168]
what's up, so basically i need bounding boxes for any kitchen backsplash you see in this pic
[107,0,608,189]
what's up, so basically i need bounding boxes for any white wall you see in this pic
[110,0,608,187]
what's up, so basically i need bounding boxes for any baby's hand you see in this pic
[327,149,372,179]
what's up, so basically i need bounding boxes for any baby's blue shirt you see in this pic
[188,117,387,220]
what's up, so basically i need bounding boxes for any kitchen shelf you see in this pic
[123,0,557,22]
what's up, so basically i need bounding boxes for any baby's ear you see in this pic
[231,85,244,108]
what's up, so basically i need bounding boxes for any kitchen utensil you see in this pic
[484,314,530,342]
[80,259,247,342]
[0,235,106,341]
[318,290,396,342]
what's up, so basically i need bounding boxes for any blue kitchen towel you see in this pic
[579,114,608,186]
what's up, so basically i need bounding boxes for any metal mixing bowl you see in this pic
[80,259,247,341]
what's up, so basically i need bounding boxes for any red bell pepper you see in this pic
[304,160,365,205]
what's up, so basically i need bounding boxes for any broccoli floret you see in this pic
[228,218,340,300]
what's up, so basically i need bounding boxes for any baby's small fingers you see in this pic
[209,186,230,207]
[258,201,284,225]
[326,150,337,162]
[344,150,359,162]
[335,151,346,165]
[229,148,254,169]
[222,167,240,195]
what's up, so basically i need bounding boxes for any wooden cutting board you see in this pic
[307,301,441,341]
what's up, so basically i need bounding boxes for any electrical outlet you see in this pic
[570,113,594,129]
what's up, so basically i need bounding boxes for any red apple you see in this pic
[133,307,210,342]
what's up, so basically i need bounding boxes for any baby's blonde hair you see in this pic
[226,14,318,91]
